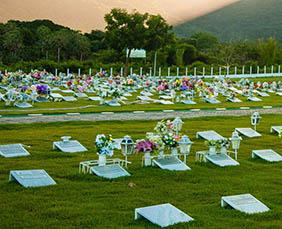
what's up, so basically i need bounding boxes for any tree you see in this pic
[257,37,278,65]
[50,29,69,62]
[104,8,173,76]
[190,32,219,52]
[37,25,52,60]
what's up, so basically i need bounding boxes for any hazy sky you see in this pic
[0,0,239,31]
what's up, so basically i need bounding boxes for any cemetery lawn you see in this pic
[0,114,281,228]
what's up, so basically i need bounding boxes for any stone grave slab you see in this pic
[63,96,77,102]
[248,97,262,102]
[159,100,174,105]
[74,92,88,98]
[50,93,64,101]
[53,139,87,153]
[227,97,242,103]
[182,100,197,105]
[256,91,269,97]
[88,96,101,101]
[9,170,56,188]
[205,154,239,167]
[135,203,194,227]
[276,92,282,96]
[235,128,261,138]
[221,194,270,214]
[91,164,130,179]
[140,91,153,97]
[252,149,282,162]
[204,98,221,104]
[14,102,33,108]
[196,130,225,141]
[153,157,191,171]
[270,126,282,135]
[36,97,49,102]
[138,96,153,101]
[61,89,74,93]
[106,100,121,107]
[0,93,5,101]
[160,95,172,100]
[0,144,30,158]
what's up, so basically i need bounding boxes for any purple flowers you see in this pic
[36,84,48,95]
[135,140,156,153]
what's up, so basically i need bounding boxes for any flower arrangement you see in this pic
[218,139,230,148]
[205,140,218,147]
[95,134,116,156]
[162,133,180,148]
[135,139,157,153]
[36,84,49,95]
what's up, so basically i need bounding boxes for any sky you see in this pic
[0,0,239,32]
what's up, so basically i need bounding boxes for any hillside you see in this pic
[174,0,282,41]
[0,0,237,32]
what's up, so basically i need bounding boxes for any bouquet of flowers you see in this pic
[217,139,230,149]
[205,140,218,147]
[36,84,49,95]
[95,134,116,156]
[135,139,157,153]
[162,133,180,148]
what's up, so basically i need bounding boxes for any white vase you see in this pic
[144,152,152,166]
[171,147,178,156]
[158,147,165,159]
[98,154,106,166]
[220,146,227,154]
[209,146,217,155]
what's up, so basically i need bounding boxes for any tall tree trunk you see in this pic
[80,53,83,62]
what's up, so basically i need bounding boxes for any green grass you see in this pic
[0,115,281,228]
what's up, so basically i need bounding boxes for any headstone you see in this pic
[88,96,102,101]
[256,91,269,97]
[9,170,56,188]
[248,97,262,102]
[91,164,130,179]
[182,100,197,105]
[106,100,121,107]
[135,203,194,227]
[53,138,87,153]
[205,154,239,167]
[61,89,74,93]
[50,93,64,101]
[14,102,33,108]
[140,91,153,97]
[270,126,282,135]
[153,157,191,171]
[74,92,88,98]
[221,194,270,214]
[0,144,30,158]
[159,100,174,105]
[235,128,261,138]
[159,95,172,100]
[196,131,225,141]
[252,149,282,162]
[138,96,153,101]
[63,96,77,102]
[204,98,221,104]
[227,97,242,103]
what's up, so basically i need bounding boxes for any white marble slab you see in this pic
[74,92,88,98]
[227,97,242,103]
[204,98,221,104]
[270,126,282,135]
[248,97,262,102]
[53,140,87,153]
[0,144,30,158]
[196,130,225,141]
[205,154,239,167]
[14,102,33,108]
[221,194,270,214]
[9,170,56,188]
[235,128,261,138]
[88,96,101,101]
[135,203,194,227]
[91,164,130,179]
[182,100,197,105]
[63,96,77,102]
[252,149,282,162]
[153,157,191,171]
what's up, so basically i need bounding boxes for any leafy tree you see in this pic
[50,29,69,62]
[37,25,52,60]
[258,37,278,65]
[190,32,219,52]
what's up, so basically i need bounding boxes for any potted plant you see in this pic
[135,139,157,166]
[95,134,116,166]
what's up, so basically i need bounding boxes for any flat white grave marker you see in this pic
[196,130,225,141]
[135,203,194,227]
[74,92,88,98]
[0,144,30,158]
[9,170,56,188]
[221,194,270,214]
[205,154,239,167]
[63,96,77,102]
[204,97,221,104]
[248,97,262,102]
[91,164,130,179]
[270,126,282,135]
[153,157,191,171]
[15,102,33,108]
[235,128,261,138]
[53,137,87,153]
[252,149,282,162]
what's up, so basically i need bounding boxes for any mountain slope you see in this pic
[0,0,237,32]
[174,0,282,41]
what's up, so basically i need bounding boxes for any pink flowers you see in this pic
[135,140,157,153]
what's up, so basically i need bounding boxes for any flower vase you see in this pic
[208,146,217,155]
[98,154,106,166]
[220,146,227,155]
[158,147,165,159]
[144,151,152,166]
[171,147,178,157]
